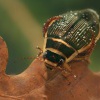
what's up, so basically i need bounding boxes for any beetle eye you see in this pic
[43,51,47,59]
[57,59,65,67]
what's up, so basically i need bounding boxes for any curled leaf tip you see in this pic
[0,36,8,74]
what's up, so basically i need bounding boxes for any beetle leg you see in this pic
[36,46,43,57]
[62,63,77,79]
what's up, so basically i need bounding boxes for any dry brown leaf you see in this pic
[0,36,100,100]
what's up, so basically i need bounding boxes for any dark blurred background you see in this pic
[0,0,100,74]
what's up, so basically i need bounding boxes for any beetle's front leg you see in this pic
[36,46,43,57]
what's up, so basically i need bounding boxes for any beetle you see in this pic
[38,9,100,76]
